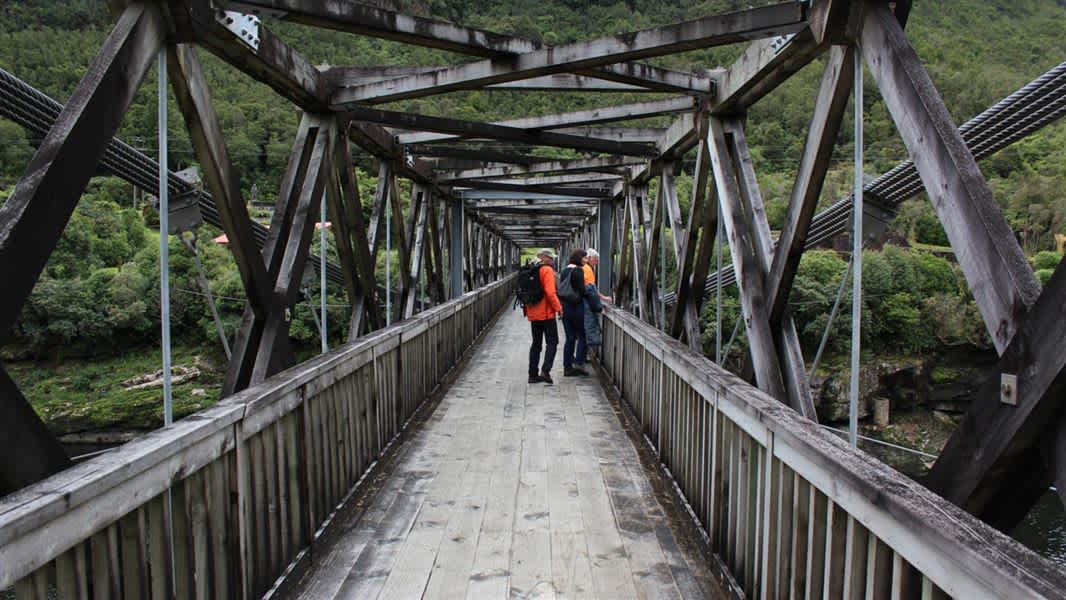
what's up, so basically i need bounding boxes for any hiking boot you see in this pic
[540,371,554,385]
[528,374,542,384]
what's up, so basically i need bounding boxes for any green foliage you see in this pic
[1033,250,1063,271]
[1037,268,1056,286]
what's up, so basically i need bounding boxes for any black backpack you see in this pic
[515,262,546,308]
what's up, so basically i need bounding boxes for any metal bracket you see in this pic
[770,33,796,55]
[215,9,261,51]
[1000,373,1018,406]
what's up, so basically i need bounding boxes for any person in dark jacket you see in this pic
[559,249,590,376]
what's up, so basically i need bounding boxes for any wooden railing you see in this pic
[0,276,514,598]
[600,307,1066,600]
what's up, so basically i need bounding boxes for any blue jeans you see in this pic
[561,313,587,369]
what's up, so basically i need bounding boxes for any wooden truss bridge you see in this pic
[2,0,1066,597]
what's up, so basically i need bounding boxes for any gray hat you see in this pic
[537,248,558,259]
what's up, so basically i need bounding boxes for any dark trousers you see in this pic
[561,313,587,369]
[529,319,559,376]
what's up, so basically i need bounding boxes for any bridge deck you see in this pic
[284,311,721,599]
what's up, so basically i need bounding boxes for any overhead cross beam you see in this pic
[234,0,716,94]
[438,156,645,182]
[327,68,652,93]
[332,3,806,106]
[396,97,696,145]
[342,106,658,156]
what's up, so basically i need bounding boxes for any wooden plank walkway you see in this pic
[284,311,721,599]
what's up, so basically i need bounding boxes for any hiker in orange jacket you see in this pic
[524,248,563,384]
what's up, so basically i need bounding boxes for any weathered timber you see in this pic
[714,29,822,115]
[396,97,695,145]
[238,0,714,94]
[251,119,333,385]
[329,69,649,92]
[331,3,805,105]
[766,45,853,328]
[725,119,817,420]
[859,3,1039,353]
[452,180,610,198]
[667,116,715,348]
[342,106,657,157]
[400,185,430,319]
[927,255,1066,530]
[706,117,788,402]
[169,43,274,318]
[326,118,383,338]
[438,156,645,183]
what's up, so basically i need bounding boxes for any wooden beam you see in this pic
[395,97,696,145]
[667,117,715,349]
[190,14,328,111]
[726,119,817,420]
[626,186,652,322]
[614,188,634,306]
[327,117,383,339]
[329,68,649,92]
[928,258,1066,530]
[641,172,667,326]
[426,193,447,303]
[225,115,332,394]
[343,106,657,156]
[258,125,331,379]
[714,29,823,115]
[707,117,788,402]
[331,3,805,105]
[238,0,714,94]
[766,44,853,328]
[408,146,543,166]
[480,173,623,187]
[401,186,429,318]
[453,180,609,198]
[554,127,667,143]
[232,0,540,57]
[437,156,645,182]
[859,2,1039,353]
[169,43,274,317]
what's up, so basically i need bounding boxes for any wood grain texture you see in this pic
[283,312,719,599]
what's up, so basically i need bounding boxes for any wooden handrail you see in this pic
[600,306,1066,599]
[0,276,515,596]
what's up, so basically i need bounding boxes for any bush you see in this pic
[1033,250,1063,271]
[915,213,950,246]
[1037,268,1055,286]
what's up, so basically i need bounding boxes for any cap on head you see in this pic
[537,248,558,260]
[586,248,599,258]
